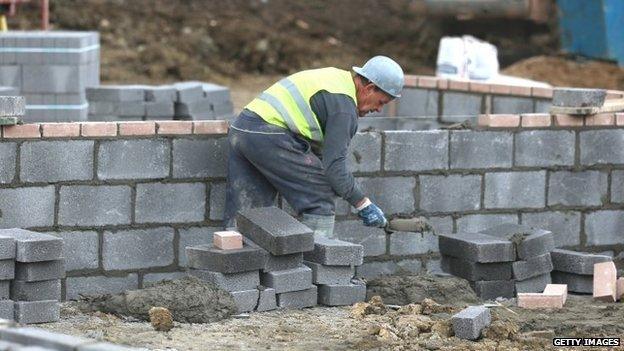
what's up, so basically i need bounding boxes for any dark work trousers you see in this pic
[224,113,336,228]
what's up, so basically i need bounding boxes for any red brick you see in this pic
[521,113,552,128]
[157,121,192,135]
[469,82,491,93]
[543,284,568,304]
[617,278,624,301]
[3,124,41,139]
[606,90,624,99]
[617,113,624,126]
[213,231,243,250]
[553,114,583,127]
[404,75,418,87]
[490,84,512,95]
[436,78,449,90]
[119,121,156,136]
[509,85,532,96]
[81,122,118,137]
[585,113,615,126]
[477,114,490,127]
[593,261,617,302]
[41,123,80,138]
[448,79,470,91]
[417,76,438,89]
[532,87,554,98]
[193,121,229,135]
[517,293,563,309]
[486,114,520,128]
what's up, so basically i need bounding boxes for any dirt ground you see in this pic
[33,273,624,351]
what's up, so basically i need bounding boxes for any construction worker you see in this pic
[224,56,404,237]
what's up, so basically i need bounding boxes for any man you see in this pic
[224,56,404,237]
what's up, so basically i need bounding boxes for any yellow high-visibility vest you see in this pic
[245,67,357,142]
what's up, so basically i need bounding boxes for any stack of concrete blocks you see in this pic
[551,249,612,294]
[303,237,366,306]
[0,31,100,122]
[236,206,318,309]
[0,326,143,350]
[185,231,269,313]
[173,81,234,121]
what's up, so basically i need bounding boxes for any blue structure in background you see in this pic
[557,0,624,66]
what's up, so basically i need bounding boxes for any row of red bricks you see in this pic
[403,75,554,98]
[479,113,624,128]
[0,120,230,139]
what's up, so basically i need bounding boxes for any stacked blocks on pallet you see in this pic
[303,237,366,306]
[87,82,233,121]
[550,249,612,293]
[237,207,317,309]
[440,224,555,299]
[0,31,100,122]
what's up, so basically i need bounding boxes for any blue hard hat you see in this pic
[353,55,404,98]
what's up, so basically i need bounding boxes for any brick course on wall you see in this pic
[0,116,623,295]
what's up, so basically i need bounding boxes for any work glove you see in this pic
[357,199,388,228]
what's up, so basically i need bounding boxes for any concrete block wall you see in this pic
[0,112,624,294]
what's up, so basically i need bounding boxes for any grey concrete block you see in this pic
[88,101,145,117]
[469,280,515,300]
[512,253,553,280]
[480,223,555,259]
[20,141,93,183]
[551,271,592,293]
[0,229,61,263]
[186,243,266,273]
[303,261,354,285]
[209,182,226,221]
[441,255,512,280]
[318,280,366,306]
[172,138,228,178]
[230,289,259,313]
[580,130,624,166]
[78,343,142,351]
[552,88,605,107]
[585,210,624,245]
[0,300,13,320]
[22,65,85,93]
[550,249,611,275]
[0,236,15,261]
[348,132,381,173]
[15,260,64,282]
[47,231,97,271]
[86,85,144,102]
[0,260,13,280]
[515,272,551,293]
[548,171,607,206]
[135,183,206,223]
[142,271,187,286]
[356,177,416,215]
[143,85,176,102]
[456,214,517,233]
[0,187,55,228]
[174,99,213,120]
[389,231,439,256]
[98,140,170,180]
[189,270,259,292]
[178,227,220,267]
[396,88,438,116]
[0,143,16,184]
[442,92,482,117]
[534,99,551,113]
[438,232,515,263]
[384,131,448,171]
[0,86,19,96]
[65,274,138,300]
[420,174,481,213]
[450,131,512,169]
[521,211,581,247]
[256,287,276,312]
[103,228,174,271]
[303,237,363,266]
[425,216,454,235]
[173,82,204,103]
[0,96,25,116]
[236,206,314,255]
[514,130,575,167]
[11,279,61,301]
[201,82,231,102]
[611,170,624,203]
[277,285,317,309]
[355,261,398,279]
[13,301,59,324]
[333,221,386,257]
[484,171,546,209]
[492,96,533,114]
[261,265,312,294]
[263,252,303,273]
[0,327,94,351]
[451,305,491,340]
[0,281,9,299]
[397,259,423,274]
[58,185,131,226]
[145,101,174,117]
[0,66,21,88]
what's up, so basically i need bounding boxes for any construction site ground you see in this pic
[33,273,624,351]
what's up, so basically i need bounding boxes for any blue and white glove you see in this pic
[357,198,388,228]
